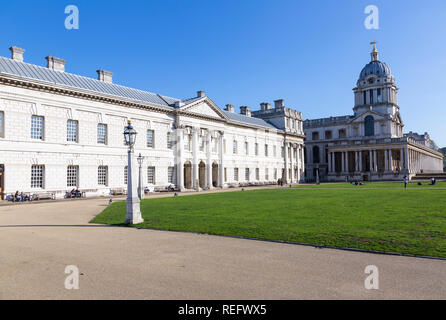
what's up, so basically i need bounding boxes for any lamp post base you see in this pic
[125,197,144,225]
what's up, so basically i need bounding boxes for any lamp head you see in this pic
[124,120,137,147]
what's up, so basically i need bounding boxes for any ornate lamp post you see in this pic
[123,121,144,225]
[137,153,144,200]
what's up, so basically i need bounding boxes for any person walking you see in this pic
[403,175,408,189]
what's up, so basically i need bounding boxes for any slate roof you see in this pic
[0,56,174,108]
[223,110,277,129]
[0,55,279,130]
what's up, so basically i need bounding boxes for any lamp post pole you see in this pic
[124,121,144,225]
[137,153,144,200]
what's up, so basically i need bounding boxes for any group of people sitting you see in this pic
[10,191,31,202]
[66,188,82,198]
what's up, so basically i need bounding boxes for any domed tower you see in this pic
[353,42,399,118]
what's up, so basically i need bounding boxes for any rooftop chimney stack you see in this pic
[46,56,66,72]
[9,46,25,62]
[274,99,284,109]
[240,106,251,117]
[260,102,271,111]
[97,69,113,83]
[225,104,235,113]
[197,90,205,98]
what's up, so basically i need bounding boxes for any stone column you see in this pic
[373,150,377,172]
[328,151,332,173]
[297,145,301,182]
[192,127,199,190]
[389,149,393,171]
[384,150,388,171]
[406,147,410,173]
[345,151,349,173]
[400,148,404,171]
[176,125,184,191]
[341,152,345,173]
[331,152,335,173]
[369,150,373,172]
[289,144,294,183]
[284,142,289,183]
[355,151,358,172]
[206,131,213,189]
[219,131,224,187]
[359,151,363,172]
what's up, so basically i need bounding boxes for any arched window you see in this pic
[365,115,375,136]
[313,146,320,164]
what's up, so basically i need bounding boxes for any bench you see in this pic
[32,192,55,201]
[110,188,126,196]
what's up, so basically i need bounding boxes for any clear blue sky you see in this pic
[1,0,445,146]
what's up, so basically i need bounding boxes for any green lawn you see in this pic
[91,184,446,258]
[295,181,446,189]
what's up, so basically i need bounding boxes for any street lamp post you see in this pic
[137,153,144,200]
[123,121,144,225]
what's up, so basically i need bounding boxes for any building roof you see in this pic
[0,55,281,131]
[222,110,277,129]
[359,60,392,81]
[0,56,177,108]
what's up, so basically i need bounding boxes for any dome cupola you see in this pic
[358,42,393,83]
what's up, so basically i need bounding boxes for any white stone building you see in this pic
[303,44,443,182]
[0,46,304,199]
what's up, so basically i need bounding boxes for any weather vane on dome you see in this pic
[370,41,379,61]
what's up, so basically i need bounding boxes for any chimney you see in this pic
[97,69,113,83]
[9,46,25,62]
[46,56,66,72]
[175,100,185,108]
[197,90,205,98]
[274,99,284,109]
[260,102,271,111]
[240,106,251,117]
[225,104,235,113]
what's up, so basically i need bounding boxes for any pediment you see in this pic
[180,98,228,120]
[349,110,387,123]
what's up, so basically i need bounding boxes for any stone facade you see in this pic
[303,45,443,182]
[0,46,304,199]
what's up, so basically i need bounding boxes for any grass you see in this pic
[295,181,446,189]
[91,182,446,258]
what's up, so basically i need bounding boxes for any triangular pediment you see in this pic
[349,110,387,123]
[180,97,228,120]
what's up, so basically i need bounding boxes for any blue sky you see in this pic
[1,0,445,146]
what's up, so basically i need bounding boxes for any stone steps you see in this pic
[412,172,446,181]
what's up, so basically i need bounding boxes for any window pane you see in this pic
[147,167,155,184]
[167,132,173,149]
[98,166,108,186]
[67,120,78,142]
[97,124,107,144]
[168,166,175,184]
[67,166,79,187]
[147,130,154,148]
[31,165,44,188]
[31,116,44,140]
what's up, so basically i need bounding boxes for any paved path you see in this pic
[0,198,445,299]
